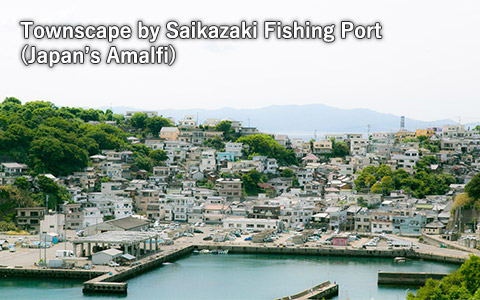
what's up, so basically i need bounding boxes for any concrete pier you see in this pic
[276,281,339,299]
[377,271,449,286]
[0,266,106,279]
[82,244,194,294]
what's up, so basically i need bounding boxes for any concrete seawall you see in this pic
[0,267,106,280]
[378,271,449,286]
[195,244,466,264]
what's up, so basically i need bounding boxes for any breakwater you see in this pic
[378,271,449,286]
[276,281,339,299]
[0,266,106,280]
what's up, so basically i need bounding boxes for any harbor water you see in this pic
[0,254,458,300]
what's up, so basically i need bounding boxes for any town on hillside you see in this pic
[1,99,480,257]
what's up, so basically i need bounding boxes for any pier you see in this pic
[82,244,194,294]
[276,281,339,300]
[377,271,449,286]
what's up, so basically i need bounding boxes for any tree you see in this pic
[14,177,30,190]
[281,168,294,178]
[129,112,148,130]
[242,169,265,196]
[466,172,480,201]
[409,255,480,299]
[204,136,225,151]
[149,149,168,165]
[332,141,349,157]
[134,155,154,172]
[145,116,172,136]
[237,134,297,166]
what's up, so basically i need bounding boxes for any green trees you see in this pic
[29,137,88,176]
[145,116,172,136]
[129,112,148,130]
[408,255,480,299]
[204,136,225,151]
[281,168,294,178]
[354,163,455,198]
[242,169,268,196]
[237,134,297,166]
[466,173,480,201]
[331,140,350,157]
[0,98,127,176]
[215,120,240,141]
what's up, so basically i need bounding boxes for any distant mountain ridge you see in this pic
[95,104,472,137]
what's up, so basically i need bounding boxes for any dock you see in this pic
[82,244,194,294]
[377,271,449,286]
[276,281,339,300]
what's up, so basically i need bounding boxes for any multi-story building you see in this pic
[16,207,45,233]
[160,127,180,141]
[200,150,217,172]
[225,142,243,158]
[64,203,83,230]
[215,178,242,201]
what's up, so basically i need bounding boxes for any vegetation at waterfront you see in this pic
[408,255,480,300]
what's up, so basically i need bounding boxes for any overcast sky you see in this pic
[1,0,479,122]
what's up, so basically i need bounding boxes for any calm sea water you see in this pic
[0,254,458,300]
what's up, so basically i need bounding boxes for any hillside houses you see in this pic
[4,112,480,241]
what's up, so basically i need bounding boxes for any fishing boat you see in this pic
[199,249,210,254]
[394,257,406,263]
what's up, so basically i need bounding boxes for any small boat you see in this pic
[394,257,406,263]
[210,250,219,255]
[193,249,199,255]
[199,249,210,254]
[219,250,229,254]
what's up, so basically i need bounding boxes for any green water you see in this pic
[0,254,458,300]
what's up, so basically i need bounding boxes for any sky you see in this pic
[0,0,479,122]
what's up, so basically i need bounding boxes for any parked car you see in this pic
[109,261,119,267]
[203,236,213,241]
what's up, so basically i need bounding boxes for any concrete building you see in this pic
[92,248,123,265]
[159,127,180,141]
[223,218,282,231]
[215,178,242,201]
[225,142,243,158]
[84,216,150,236]
[16,207,45,233]
[40,213,66,240]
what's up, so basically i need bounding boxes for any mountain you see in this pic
[97,104,468,138]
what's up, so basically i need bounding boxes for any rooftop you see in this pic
[74,231,159,244]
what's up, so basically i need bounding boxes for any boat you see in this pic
[219,250,229,254]
[193,249,199,255]
[394,257,406,263]
[199,249,210,254]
